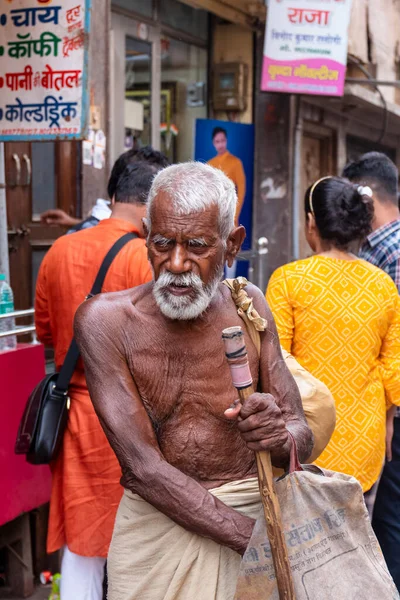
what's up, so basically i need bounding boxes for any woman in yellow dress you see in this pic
[266,176,400,493]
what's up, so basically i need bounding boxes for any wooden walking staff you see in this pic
[222,326,295,600]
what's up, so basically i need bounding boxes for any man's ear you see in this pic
[225,226,246,267]
[110,195,116,207]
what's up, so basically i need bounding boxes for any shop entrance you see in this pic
[5,141,80,310]
[111,8,208,166]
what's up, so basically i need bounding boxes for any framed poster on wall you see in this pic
[194,118,255,278]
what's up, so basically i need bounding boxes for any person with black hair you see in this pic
[266,176,400,500]
[343,152,400,288]
[107,146,170,201]
[207,126,246,227]
[34,160,163,600]
[40,146,169,232]
[344,152,400,591]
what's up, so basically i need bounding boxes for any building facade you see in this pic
[4,0,400,306]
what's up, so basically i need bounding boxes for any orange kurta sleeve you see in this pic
[34,253,53,347]
[266,266,294,353]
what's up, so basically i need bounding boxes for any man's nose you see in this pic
[169,244,190,273]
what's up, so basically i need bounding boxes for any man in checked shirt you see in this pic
[343,152,400,591]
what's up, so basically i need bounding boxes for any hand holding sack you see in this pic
[235,441,399,599]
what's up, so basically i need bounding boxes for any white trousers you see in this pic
[61,546,106,600]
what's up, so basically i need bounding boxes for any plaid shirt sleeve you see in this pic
[385,258,400,293]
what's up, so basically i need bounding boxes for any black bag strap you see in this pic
[54,232,137,395]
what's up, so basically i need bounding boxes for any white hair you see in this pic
[147,161,237,240]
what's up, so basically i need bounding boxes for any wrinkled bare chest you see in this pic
[126,334,259,425]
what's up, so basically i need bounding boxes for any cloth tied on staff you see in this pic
[223,277,336,464]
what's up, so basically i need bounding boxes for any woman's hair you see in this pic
[304,176,374,250]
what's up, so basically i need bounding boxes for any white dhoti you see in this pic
[107,478,261,600]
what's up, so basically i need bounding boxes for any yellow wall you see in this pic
[212,23,254,124]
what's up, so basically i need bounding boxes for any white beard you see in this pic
[153,267,223,321]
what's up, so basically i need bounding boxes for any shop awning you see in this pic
[304,82,400,141]
[179,0,265,28]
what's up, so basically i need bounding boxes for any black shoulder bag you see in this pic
[15,232,137,465]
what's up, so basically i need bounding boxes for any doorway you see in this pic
[110,9,208,167]
[110,13,160,167]
[5,142,80,311]
[299,125,336,259]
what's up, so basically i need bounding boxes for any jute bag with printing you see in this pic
[224,278,399,600]
[235,450,399,599]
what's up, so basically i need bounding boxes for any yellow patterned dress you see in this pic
[266,255,400,492]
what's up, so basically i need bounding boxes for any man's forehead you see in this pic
[150,191,219,238]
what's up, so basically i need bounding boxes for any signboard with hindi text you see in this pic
[261,0,352,96]
[0,0,90,140]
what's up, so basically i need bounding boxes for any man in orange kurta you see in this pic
[207,126,246,226]
[208,127,246,280]
[35,159,164,600]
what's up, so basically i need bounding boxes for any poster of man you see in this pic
[207,126,246,226]
[194,119,254,277]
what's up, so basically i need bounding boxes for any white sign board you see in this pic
[261,0,352,96]
[0,0,90,140]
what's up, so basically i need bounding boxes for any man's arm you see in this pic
[40,209,80,228]
[74,296,254,555]
[226,284,314,468]
[34,256,53,347]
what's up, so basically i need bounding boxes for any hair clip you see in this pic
[357,185,373,197]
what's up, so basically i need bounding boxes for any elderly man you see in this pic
[75,163,319,600]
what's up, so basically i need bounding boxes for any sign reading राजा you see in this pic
[261,0,352,96]
[0,0,90,140]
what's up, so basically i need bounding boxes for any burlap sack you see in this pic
[235,456,399,599]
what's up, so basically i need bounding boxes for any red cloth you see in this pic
[0,344,51,526]
[35,218,152,556]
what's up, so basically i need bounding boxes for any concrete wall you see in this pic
[81,0,110,215]
[212,23,254,124]
[252,31,293,285]
[348,0,400,104]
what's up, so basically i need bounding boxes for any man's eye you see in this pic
[153,239,172,250]
[188,241,208,251]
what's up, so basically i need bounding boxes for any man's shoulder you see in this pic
[229,153,243,167]
[367,221,400,256]
[75,282,153,334]
[221,280,269,316]
[48,224,97,252]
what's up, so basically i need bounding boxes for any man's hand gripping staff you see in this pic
[222,325,295,600]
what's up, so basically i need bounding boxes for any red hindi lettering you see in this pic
[5,65,33,91]
[304,9,330,25]
[66,5,81,24]
[63,32,84,57]
[287,7,305,24]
